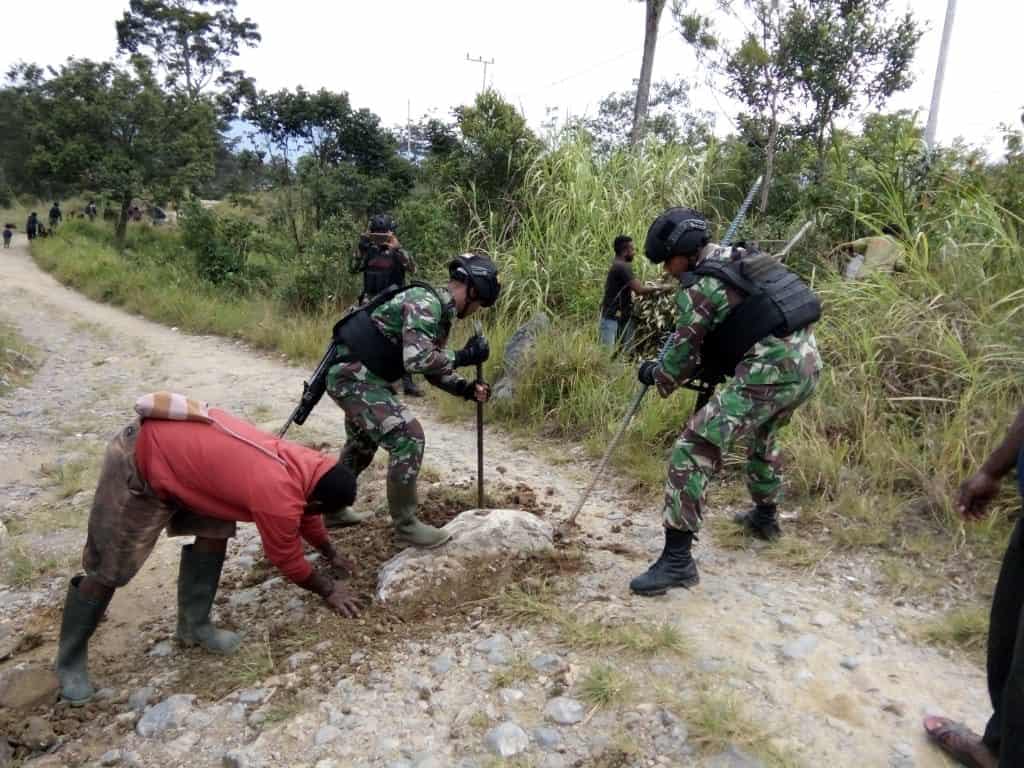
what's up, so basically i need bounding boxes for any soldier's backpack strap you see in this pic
[331,283,446,382]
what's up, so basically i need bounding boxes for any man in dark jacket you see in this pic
[351,214,422,397]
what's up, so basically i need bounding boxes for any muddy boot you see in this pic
[402,375,424,398]
[388,477,451,548]
[629,528,699,596]
[55,576,112,705]
[324,446,376,528]
[323,507,374,528]
[733,504,782,541]
[176,545,241,654]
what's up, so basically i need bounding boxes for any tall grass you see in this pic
[475,138,712,324]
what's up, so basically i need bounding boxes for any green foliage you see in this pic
[180,200,252,285]
[12,57,218,246]
[430,90,541,230]
[482,136,710,323]
[116,0,261,107]
[276,214,361,312]
[393,189,464,277]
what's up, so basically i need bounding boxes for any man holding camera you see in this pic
[351,214,423,397]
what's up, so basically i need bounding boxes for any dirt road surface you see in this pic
[0,234,978,767]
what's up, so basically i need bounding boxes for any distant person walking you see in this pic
[85,201,97,222]
[599,235,663,353]
[49,202,62,231]
[26,212,38,241]
[3,224,13,249]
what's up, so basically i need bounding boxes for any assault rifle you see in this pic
[278,341,339,438]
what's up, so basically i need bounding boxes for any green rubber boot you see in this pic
[55,575,112,705]
[388,477,451,548]
[176,545,241,654]
[324,444,376,528]
[323,507,374,528]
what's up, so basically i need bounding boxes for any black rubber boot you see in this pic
[56,576,112,705]
[733,504,782,541]
[402,375,424,398]
[176,545,241,654]
[629,528,699,596]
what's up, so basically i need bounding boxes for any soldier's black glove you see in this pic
[453,334,490,368]
[637,361,659,386]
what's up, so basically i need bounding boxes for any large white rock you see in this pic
[376,509,553,602]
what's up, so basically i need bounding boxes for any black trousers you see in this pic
[983,516,1024,766]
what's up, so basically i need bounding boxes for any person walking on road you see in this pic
[55,393,360,706]
[924,404,1024,768]
[629,207,822,596]
[49,201,62,231]
[26,212,38,241]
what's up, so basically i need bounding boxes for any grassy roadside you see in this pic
[33,220,333,363]
[0,320,37,396]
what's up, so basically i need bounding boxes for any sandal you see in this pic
[923,716,997,768]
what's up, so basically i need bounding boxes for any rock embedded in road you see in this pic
[544,696,585,725]
[484,721,530,757]
[377,510,554,602]
[136,694,195,738]
[0,666,59,710]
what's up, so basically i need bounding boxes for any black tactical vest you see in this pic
[684,254,821,384]
[332,282,448,382]
[362,243,407,298]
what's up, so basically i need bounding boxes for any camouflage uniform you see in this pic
[326,286,471,486]
[652,247,822,531]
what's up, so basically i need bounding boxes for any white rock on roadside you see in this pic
[377,509,553,602]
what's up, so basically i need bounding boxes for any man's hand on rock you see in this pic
[324,581,361,618]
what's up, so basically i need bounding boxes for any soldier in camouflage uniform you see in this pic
[324,253,500,547]
[631,207,822,595]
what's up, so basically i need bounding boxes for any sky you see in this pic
[4,1,1021,156]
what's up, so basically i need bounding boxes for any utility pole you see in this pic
[925,0,956,150]
[466,53,494,92]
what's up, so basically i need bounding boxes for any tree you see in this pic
[719,1,799,212]
[20,58,218,246]
[784,0,920,176]
[116,0,260,108]
[583,78,711,154]
[630,0,668,146]
[243,87,413,247]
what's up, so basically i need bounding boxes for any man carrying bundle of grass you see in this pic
[598,234,664,352]
[323,253,499,546]
[55,393,361,705]
[630,208,822,595]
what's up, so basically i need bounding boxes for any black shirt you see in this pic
[601,261,634,320]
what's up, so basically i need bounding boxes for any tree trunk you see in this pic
[630,0,667,146]
[760,120,779,213]
[115,196,132,250]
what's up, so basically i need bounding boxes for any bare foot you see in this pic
[923,716,998,768]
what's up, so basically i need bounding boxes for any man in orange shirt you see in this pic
[56,404,360,705]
